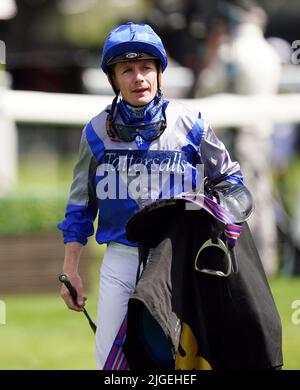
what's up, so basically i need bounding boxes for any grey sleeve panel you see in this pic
[200,121,241,182]
[87,155,98,211]
[68,127,96,206]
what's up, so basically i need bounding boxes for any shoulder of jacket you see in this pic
[167,100,206,131]
[81,108,109,161]
[167,100,201,120]
[168,101,211,144]
[90,106,110,131]
[83,107,109,142]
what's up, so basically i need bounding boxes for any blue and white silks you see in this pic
[58,98,243,247]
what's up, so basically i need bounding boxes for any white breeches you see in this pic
[95,242,139,369]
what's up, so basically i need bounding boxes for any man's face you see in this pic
[112,59,158,106]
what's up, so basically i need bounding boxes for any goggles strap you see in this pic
[106,93,121,141]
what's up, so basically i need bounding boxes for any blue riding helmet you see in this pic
[101,22,168,74]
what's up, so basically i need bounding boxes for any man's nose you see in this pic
[134,70,144,82]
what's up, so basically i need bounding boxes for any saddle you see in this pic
[126,181,254,277]
[123,183,282,370]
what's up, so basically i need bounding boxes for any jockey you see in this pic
[58,22,243,369]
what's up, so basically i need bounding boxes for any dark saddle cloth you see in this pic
[124,199,283,370]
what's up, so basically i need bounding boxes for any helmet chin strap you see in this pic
[105,91,120,141]
[156,61,162,92]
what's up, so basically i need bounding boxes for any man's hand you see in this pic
[60,272,85,312]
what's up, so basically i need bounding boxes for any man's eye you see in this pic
[122,68,131,74]
[145,64,156,71]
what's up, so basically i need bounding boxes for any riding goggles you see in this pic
[109,119,167,142]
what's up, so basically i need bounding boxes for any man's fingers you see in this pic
[60,285,85,312]
[59,272,86,311]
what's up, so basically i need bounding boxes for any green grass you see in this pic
[0,293,98,370]
[268,275,300,370]
[0,274,299,370]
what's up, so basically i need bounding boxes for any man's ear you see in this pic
[111,74,120,90]
[158,71,162,90]
[155,62,162,90]
[107,73,120,95]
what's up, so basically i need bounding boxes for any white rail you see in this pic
[1,87,300,194]
[2,89,300,126]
